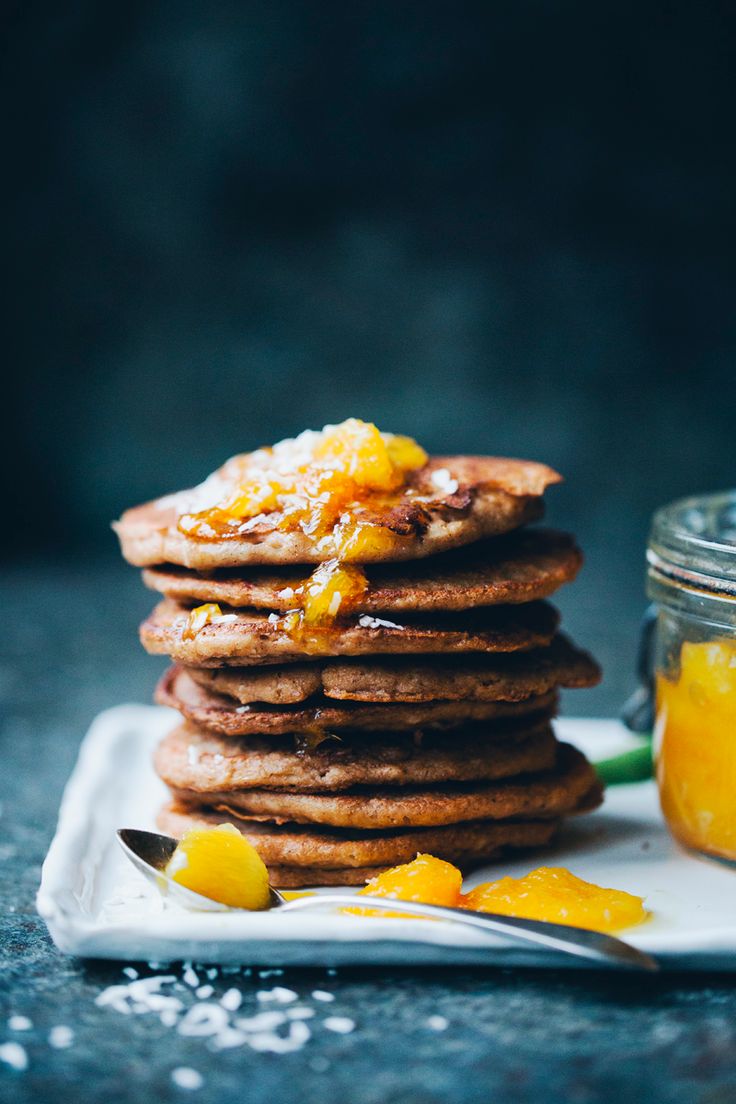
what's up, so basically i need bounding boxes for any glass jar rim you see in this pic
[648,489,736,597]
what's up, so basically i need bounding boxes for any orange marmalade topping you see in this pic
[177,419,427,552]
[182,602,224,640]
[655,639,736,861]
[348,856,647,932]
[460,867,647,933]
[177,419,429,632]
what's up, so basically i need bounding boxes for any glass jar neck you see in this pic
[647,490,736,630]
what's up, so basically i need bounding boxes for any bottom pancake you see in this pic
[157,801,561,884]
[259,866,390,888]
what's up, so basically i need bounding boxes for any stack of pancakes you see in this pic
[115,449,602,886]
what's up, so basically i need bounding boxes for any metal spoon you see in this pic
[117,829,658,972]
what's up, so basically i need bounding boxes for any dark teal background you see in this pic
[2,9,736,1101]
[5,0,736,712]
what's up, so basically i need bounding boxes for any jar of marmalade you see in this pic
[647,491,736,862]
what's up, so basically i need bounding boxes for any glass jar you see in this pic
[647,491,736,862]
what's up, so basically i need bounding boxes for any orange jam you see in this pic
[461,867,647,933]
[182,602,224,640]
[349,856,647,932]
[165,823,271,909]
[347,854,463,917]
[297,559,369,627]
[655,639,736,861]
[177,419,427,555]
[177,419,428,632]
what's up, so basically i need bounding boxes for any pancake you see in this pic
[157,801,561,881]
[141,598,560,666]
[186,634,600,705]
[142,528,581,612]
[156,666,558,736]
[114,455,560,569]
[166,742,601,830]
[154,719,558,792]
[245,866,391,888]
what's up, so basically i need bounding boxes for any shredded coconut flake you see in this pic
[210,1028,248,1051]
[235,1011,287,1033]
[182,966,199,988]
[220,989,242,1012]
[8,1016,32,1032]
[430,467,459,495]
[245,1021,311,1054]
[427,1015,449,1031]
[178,1003,229,1038]
[323,1016,355,1034]
[311,990,335,1003]
[49,1026,74,1049]
[256,987,298,1004]
[358,615,403,630]
[0,1042,28,1071]
[171,1067,203,1091]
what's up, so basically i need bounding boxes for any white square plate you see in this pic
[37,706,736,970]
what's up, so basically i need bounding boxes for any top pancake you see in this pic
[142,528,581,612]
[114,455,560,568]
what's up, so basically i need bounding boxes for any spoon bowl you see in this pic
[117,828,286,910]
[117,828,658,972]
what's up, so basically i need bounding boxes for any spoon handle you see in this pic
[277,894,658,972]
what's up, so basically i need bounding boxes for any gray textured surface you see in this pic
[1,561,736,1103]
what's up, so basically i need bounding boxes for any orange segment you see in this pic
[346,853,463,917]
[165,823,271,910]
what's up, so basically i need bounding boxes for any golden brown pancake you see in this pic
[156,666,558,736]
[185,634,599,705]
[154,719,558,792]
[114,455,560,568]
[166,743,600,830]
[142,528,581,611]
[140,598,560,666]
[156,802,561,883]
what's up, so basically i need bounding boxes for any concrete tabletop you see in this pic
[1,561,735,1104]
